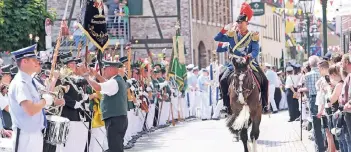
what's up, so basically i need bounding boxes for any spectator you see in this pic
[298,55,325,152]
[285,66,300,122]
[72,21,87,48]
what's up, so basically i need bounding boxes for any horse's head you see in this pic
[231,56,250,74]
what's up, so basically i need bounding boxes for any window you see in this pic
[128,0,143,15]
[207,0,210,22]
[278,16,282,42]
[201,0,204,21]
[273,15,276,41]
[211,0,214,23]
[191,0,195,19]
[195,0,199,20]
[218,0,222,24]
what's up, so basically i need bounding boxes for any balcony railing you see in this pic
[106,15,130,42]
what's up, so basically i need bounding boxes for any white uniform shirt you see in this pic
[8,70,45,132]
[285,75,302,88]
[100,75,119,96]
[265,69,277,86]
[0,94,9,111]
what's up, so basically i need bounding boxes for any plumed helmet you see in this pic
[236,2,253,22]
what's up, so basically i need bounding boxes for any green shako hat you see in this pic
[102,60,124,68]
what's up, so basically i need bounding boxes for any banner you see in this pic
[78,0,109,52]
[169,33,187,91]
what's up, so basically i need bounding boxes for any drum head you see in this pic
[46,115,70,123]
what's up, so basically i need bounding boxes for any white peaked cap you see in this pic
[264,63,272,67]
[186,64,194,69]
[286,66,294,72]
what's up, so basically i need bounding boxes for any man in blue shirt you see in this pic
[9,44,55,152]
[214,2,269,114]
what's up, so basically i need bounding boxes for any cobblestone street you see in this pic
[126,111,315,152]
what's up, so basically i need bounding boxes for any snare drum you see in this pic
[44,115,70,145]
[0,138,12,152]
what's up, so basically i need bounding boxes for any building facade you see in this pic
[191,0,232,68]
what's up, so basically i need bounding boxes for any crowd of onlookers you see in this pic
[265,52,351,152]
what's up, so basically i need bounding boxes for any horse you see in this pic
[225,57,262,152]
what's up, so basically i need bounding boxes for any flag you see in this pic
[78,0,109,52]
[169,32,187,92]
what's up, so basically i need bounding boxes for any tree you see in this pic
[0,0,55,52]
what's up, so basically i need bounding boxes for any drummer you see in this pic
[79,60,128,152]
[8,44,55,152]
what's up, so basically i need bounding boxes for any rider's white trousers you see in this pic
[268,85,278,112]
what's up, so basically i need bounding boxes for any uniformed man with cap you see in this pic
[198,68,212,120]
[79,60,128,152]
[185,64,194,118]
[153,63,171,126]
[0,65,12,130]
[151,68,162,127]
[188,66,200,117]
[265,63,279,113]
[8,44,56,152]
[59,54,89,152]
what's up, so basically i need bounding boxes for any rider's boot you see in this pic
[254,66,269,112]
[220,68,232,115]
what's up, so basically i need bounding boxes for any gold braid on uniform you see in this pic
[233,31,252,49]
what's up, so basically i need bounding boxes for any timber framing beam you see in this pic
[149,0,163,39]
[129,15,178,19]
[130,39,173,44]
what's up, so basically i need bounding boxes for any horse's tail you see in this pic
[232,105,250,130]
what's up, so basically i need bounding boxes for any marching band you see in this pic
[0,42,222,152]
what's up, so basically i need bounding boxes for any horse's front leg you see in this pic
[250,108,262,141]
[240,128,249,152]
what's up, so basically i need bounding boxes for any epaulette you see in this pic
[252,32,259,41]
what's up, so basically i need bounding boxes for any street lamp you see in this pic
[321,0,328,55]
[299,0,315,57]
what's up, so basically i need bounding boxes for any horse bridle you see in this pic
[230,68,256,103]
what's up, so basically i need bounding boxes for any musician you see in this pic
[0,65,12,130]
[86,63,109,152]
[153,63,171,126]
[118,56,137,148]
[151,68,161,127]
[79,60,128,152]
[8,44,56,152]
[214,2,269,114]
[60,56,89,152]
[119,56,128,81]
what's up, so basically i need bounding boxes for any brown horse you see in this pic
[225,57,262,152]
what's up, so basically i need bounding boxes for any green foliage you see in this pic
[0,0,55,52]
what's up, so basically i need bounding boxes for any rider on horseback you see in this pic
[214,2,269,115]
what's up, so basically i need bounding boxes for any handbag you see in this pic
[290,76,299,99]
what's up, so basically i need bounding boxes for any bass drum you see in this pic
[44,115,70,145]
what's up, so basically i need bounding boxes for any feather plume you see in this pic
[240,2,253,22]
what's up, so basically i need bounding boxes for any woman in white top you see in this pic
[285,66,301,122]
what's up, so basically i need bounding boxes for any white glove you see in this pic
[146,86,152,92]
[82,94,89,101]
[42,94,54,107]
[126,79,133,84]
[223,23,233,31]
[74,100,84,109]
